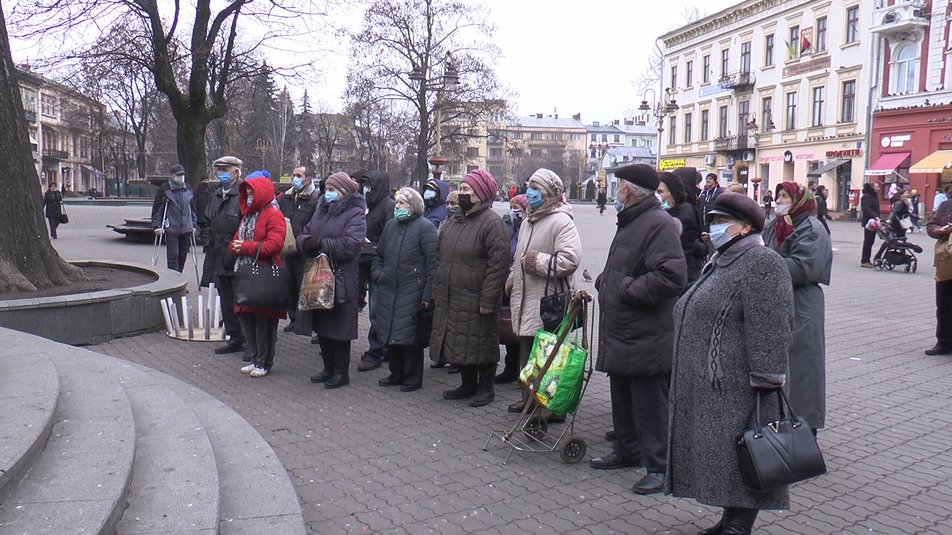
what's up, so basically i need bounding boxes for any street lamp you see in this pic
[638,87,680,136]
[410,52,460,181]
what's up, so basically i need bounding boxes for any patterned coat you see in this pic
[428,202,509,366]
[665,234,794,510]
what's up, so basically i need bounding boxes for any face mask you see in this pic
[172,174,185,185]
[709,222,735,249]
[218,172,231,185]
[292,177,303,190]
[457,193,474,212]
[447,206,462,217]
[325,191,338,203]
[614,199,625,213]
[660,201,670,210]
[509,209,523,222]
[775,203,791,216]
[246,195,254,207]
[363,186,371,195]
[424,189,437,200]
[525,188,544,209]
[394,207,410,221]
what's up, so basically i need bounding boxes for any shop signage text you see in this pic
[659,158,685,170]
[826,149,861,158]
[881,134,912,148]
[759,153,815,163]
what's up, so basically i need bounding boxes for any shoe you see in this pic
[494,370,518,384]
[698,518,723,535]
[240,363,257,375]
[632,472,665,495]
[310,369,333,383]
[720,508,758,535]
[448,366,460,375]
[925,344,952,356]
[442,387,477,400]
[508,399,532,413]
[469,390,494,407]
[589,451,640,470]
[325,374,349,389]
[242,348,254,362]
[860,262,874,268]
[430,362,448,369]
[545,412,566,424]
[605,429,616,441]
[400,384,421,392]
[378,375,401,386]
[283,323,295,332]
[357,360,381,372]
[215,339,246,354]
[249,366,269,378]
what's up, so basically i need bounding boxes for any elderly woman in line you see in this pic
[667,193,795,535]
[761,182,832,433]
[505,169,581,413]
[371,188,438,392]
[429,169,510,407]
[296,172,367,389]
[658,172,704,285]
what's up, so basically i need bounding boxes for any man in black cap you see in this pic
[151,163,198,272]
[591,163,687,496]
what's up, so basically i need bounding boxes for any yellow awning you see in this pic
[910,150,952,173]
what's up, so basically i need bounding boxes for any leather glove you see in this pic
[154,228,165,236]
[303,236,322,255]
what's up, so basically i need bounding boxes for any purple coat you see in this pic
[295,192,367,341]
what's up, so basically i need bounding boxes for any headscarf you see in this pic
[527,168,564,198]
[325,171,358,194]
[461,169,498,203]
[510,194,528,210]
[773,182,816,246]
[395,187,425,216]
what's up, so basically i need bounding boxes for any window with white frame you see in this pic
[701,109,710,141]
[684,112,692,143]
[765,35,774,66]
[845,6,859,44]
[811,87,825,127]
[785,92,797,130]
[894,45,917,94]
[815,17,827,52]
[841,80,856,123]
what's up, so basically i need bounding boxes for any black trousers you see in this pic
[286,254,306,321]
[165,233,191,272]
[387,344,424,387]
[238,313,279,369]
[47,217,60,238]
[317,337,351,376]
[215,274,243,340]
[936,280,952,348]
[609,373,670,474]
[861,228,877,263]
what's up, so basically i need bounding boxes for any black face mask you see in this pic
[457,193,474,212]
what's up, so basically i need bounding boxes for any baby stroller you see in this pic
[872,219,921,273]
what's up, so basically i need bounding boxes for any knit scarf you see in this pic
[773,182,815,246]
[234,211,259,270]
[527,196,563,222]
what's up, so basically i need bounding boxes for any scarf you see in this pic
[527,196,564,222]
[234,211,259,270]
[773,182,815,246]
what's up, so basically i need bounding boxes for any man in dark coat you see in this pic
[697,173,724,231]
[355,170,395,371]
[151,164,198,272]
[591,163,687,496]
[423,177,450,229]
[42,181,64,239]
[860,182,881,268]
[200,155,246,355]
[277,166,319,331]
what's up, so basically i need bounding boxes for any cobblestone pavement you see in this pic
[49,202,952,534]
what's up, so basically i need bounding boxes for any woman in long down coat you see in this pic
[430,169,510,408]
[296,172,367,389]
[667,193,795,534]
[372,188,438,392]
[761,182,832,431]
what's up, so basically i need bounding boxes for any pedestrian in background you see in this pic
[597,187,607,215]
[505,169,582,414]
[934,186,949,213]
[762,182,832,433]
[43,181,64,239]
[423,177,451,229]
[762,189,774,220]
[356,170,394,372]
[151,164,198,272]
[860,182,881,268]
[667,192,794,535]
[590,163,686,496]
[277,166,319,332]
[372,188,438,392]
[430,169,509,408]
[814,185,832,234]
[298,172,367,389]
[698,173,724,231]
[910,189,922,230]
[231,176,287,378]
[926,199,952,356]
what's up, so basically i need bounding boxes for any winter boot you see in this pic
[720,508,758,535]
[443,366,477,399]
[469,365,496,407]
[495,344,520,383]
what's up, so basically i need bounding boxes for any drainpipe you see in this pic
[863,33,881,188]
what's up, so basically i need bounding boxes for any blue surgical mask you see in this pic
[660,200,670,210]
[424,189,437,200]
[218,172,231,185]
[709,222,734,249]
[246,195,254,207]
[526,188,544,210]
[292,177,303,190]
[325,191,338,203]
[614,199,625,213]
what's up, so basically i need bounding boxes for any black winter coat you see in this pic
[860,185,881,226]
[361,170,394,266]
[595,196,688,376]
[296,192,367,341]
[371,215,438,346]
[200,186,241,285]
[667,202,704,284]
[277,187,319,256]
[43,190,63,218]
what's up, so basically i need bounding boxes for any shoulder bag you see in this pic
[59,196,69,224]
[328,252,350,306]
[736,389,827,492]
[539,255,580,333]
[235,243,290,309]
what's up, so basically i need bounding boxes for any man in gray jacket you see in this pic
[151,164,198,272]
[591,164,687,496]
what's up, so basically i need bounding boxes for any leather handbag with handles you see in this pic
[235,243,291,309]
[539,255,580,333]
[736,389,827,492]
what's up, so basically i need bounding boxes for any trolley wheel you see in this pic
[523,415,548,441]
[886,263,895,271]
[559,436,587,464]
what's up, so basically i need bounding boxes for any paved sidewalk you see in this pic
[51,205,952,534]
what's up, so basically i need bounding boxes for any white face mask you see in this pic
[775,203,791,216]
[709,222,735,249]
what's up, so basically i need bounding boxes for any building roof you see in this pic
[586,124,625,135]
[659,0,760,43]
[510,116,585,129]
[616,123,657,135]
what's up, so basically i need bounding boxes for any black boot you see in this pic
[325,342,350,389]
[495,345,520,383]
[443,366,477,399]
[697,517,722,535]
[469,364,495,407]
[720,507,758,535]
[311,350,335,383]
[215,337,246,355]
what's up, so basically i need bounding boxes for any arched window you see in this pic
[895,45,917,94]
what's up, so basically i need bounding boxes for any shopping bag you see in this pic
[281,217,296,256]
[298,254,335,310]
[518,313,588,414]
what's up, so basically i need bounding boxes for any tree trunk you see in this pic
[177,112,209,189]
[0,3,81,293]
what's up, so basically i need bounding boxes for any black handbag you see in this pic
[328,254,349,306]
[539,255,579,332]
[736,389,827,492]
[235,244,291,309]
[415,307,434,347]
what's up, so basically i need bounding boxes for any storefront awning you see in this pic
[910,150,952,174]
[865,152,910,176]
[807,159,849,177]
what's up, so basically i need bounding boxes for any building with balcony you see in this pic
[486,113,587,190]
[659,0,871,210]
[867,0,951,214]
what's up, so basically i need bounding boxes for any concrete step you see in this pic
[0,339,59,502]
[0,345,137,534]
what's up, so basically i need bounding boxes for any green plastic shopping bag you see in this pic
[517,315,588,414]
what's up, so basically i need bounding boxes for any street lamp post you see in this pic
[638,87,680,153]
[410,52,459,183]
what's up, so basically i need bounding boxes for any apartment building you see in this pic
[486,113,588,188]
[659,0,871,210]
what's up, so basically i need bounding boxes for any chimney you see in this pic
[536,113,543,119]
[624,119,634,126]
[19,63,31,72]
[613,119,620,125]
[554,113,559,119]
[592,121,600,127]
[572,113,581,121]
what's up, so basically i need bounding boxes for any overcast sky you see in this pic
[6,0,742,124]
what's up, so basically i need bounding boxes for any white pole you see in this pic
[197,295,204,329]
[204,308,211,340]
[159,299,174,334]
[181,296,190,331]
[213,293,221,329]
[207,283,215,316]
[167,298,180,336]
